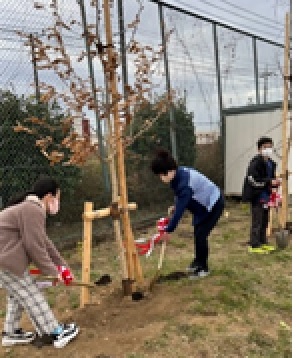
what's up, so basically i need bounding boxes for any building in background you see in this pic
[196,131,219,145]
[222,101,291,197]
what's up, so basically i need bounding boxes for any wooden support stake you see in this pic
[267,208,273,238]
[81,201,93,308]
[280,13,290,229]
[83,202,137,220]
[106,92,129,282]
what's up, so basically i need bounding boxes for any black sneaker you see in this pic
[186,259,198,273]
[189,267,210,279]
[52,323,79,348]
[2,328,36,346]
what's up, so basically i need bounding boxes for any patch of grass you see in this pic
[272,250,292,262]
[258,297,292,313]
[247,329,275,349]
[3,348,16,358]
[90,270,100,282]
[189,268,257,314]
[175,323,209,342]
[62,250,73,260]
[275,327,292,357]
[213,266,239,279]
[46,288,56,308]
[143,334,169,352]
[169,239,187,249]
[215,289,250,312]
[240,202,250,214]
[69,292,79,309]
[0,309,6,318]
[188,300,219,316]
[216,323,227,333]
[222,232,234,241]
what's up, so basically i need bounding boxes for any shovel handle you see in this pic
[158,241,166,270]
[37,276,95,288]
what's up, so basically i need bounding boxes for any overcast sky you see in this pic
[0,0,290,133]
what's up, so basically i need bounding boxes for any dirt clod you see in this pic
[95,274,112,286]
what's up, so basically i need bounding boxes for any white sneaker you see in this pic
[52,323,79,348]
[189,268,210,279]
[2,329,36,346]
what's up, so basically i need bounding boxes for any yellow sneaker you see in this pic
[248,246,269,254]
[261,244,276,252]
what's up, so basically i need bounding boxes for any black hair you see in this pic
[6,176,59,208]
[257,137,273,149]
[150,149,177,175]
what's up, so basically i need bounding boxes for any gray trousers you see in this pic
[0,270,58,336]
[250,203,269,248]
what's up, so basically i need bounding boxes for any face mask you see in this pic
[48,197,60,215]
[261,148,273,157]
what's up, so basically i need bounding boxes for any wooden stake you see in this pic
[106,98,129,281]
[83,202,137,220]
[267,208,273,238]
[280,13,290,229]
[81,201,93,308]
[103,0,143,286]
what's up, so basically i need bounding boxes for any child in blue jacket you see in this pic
[151,150,224,278]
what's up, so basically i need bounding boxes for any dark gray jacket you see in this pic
[242,155,276,203]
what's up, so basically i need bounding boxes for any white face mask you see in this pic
[261,148,273,157]
[48,197,60,215]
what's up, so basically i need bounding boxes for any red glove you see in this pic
[157,217,169,233]
[57,265,73,285]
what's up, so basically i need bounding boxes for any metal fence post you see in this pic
[213,23,223,128]
[30,34,40,104]
[158,3,178,161]
[77,0,110,193]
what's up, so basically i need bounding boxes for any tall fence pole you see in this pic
[117,0,128,102]
[77,0,110,193]
[213,24,223,127]
[158,3,178,161]
[117,0,132,136]
[30,34,40,104]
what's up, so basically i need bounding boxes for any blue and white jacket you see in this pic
[165,167,221,233]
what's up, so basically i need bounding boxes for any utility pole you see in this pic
[30,34,40,104]
[252,37,260,104]
[77,0,110,193]
[260,64,275,104]
[158,3,178,161]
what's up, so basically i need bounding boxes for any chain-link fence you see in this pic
[0,0,288,247]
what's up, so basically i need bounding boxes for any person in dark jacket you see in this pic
[242,137,281,253]
[151,150,224,278]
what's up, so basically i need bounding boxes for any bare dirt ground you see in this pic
[0,202,292,358]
